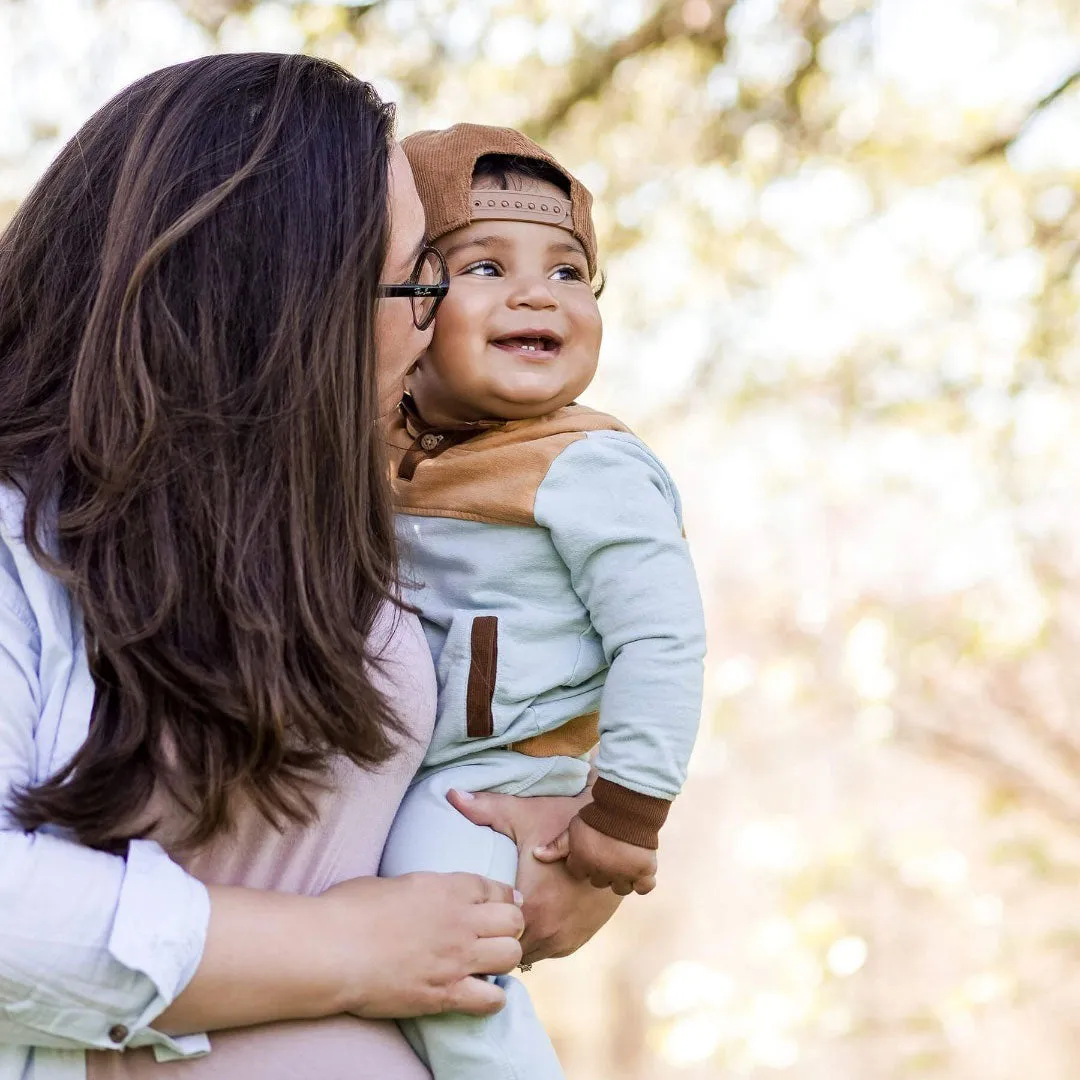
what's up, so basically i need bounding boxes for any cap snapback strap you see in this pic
[467,189,574,232]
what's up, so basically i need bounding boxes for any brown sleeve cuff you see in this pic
[577,777,672,850]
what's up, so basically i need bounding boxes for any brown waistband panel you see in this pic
[508,711,599,759]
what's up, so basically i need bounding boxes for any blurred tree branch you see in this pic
[337,0,388,35]
[179,0,387,38]
[178,0,256,36]
[524,0,733,141]
[895,720,1080,832]
[893,624,1080,834]
[971,64,1080,161]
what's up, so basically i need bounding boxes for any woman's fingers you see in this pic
[324,873,530,1021]
[515,860,624,965]
[454,872,525,967]
[471,894,526,941]
[469,933,524,976]
[446,788,520,842]
[456,871,521,908]
[444,976,508,1017]
[456,791,624,965]
[447,789,591,851]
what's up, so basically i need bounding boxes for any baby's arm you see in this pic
[533,431,707,893]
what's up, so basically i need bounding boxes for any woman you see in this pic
[0,53,618,1080]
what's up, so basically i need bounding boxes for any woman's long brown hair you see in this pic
[0,53,408,850]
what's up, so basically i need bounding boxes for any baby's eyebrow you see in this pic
[442,234,506,260]
[548,240,587,260]
[442,235,588,262]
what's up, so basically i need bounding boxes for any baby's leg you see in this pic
[380,762,566,1080]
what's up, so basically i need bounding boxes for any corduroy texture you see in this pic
[509,710,600,759]
[387,399,630,527]
[402,122,598,276]
[579,777,672,850]
[466,615,499,738]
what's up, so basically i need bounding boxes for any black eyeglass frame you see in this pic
[377,244,449,331]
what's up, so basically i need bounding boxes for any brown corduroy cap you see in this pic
[401,123,597,277]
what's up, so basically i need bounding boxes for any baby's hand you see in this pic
[533,814,657,896]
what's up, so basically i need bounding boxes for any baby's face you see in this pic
[408,177,601,424]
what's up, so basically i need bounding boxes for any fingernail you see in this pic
[450,788,474,800]
[513,889,524,906]
[532,845,547,857]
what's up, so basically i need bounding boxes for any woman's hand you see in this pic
[447,788,623,966]
[319,873,524,1018]
[157,874,523,1036]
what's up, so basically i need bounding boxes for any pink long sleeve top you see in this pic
[87,604,436,1080]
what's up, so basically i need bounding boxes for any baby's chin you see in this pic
[482,382,581,420]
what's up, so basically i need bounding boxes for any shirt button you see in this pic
[419,433,442,451]
[108,1024,129,1044]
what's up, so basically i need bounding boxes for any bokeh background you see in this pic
[5,1,1080,1076]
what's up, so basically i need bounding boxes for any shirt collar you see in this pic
[399,392,506,442]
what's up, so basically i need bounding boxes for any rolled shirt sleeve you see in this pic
[533,431,707,847]
[0,529,211,1062]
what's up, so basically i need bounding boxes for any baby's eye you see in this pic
[552,264,587,283]
[463,260,500,277]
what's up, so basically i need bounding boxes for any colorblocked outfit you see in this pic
[379,399,707,1080]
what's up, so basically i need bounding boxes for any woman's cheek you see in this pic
[375,301,427,412]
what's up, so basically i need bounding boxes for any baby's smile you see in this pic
[490,330,563,359]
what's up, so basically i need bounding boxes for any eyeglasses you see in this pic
[377,244,449,331]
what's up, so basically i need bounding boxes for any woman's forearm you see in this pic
[155,872,524,1035]
[154,885,342,1035]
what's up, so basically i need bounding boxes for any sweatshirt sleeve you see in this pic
[533,431,706,848]
[0,545,211,1061]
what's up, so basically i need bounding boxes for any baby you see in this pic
[379,124,707,1080]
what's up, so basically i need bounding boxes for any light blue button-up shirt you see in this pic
[0,486,211,1080]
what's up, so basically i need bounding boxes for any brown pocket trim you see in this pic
[466,616,498,738]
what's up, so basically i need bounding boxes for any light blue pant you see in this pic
[379,750,590,1080]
